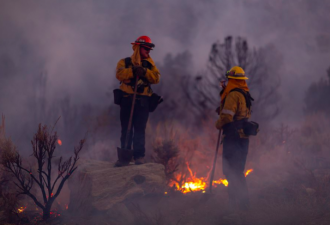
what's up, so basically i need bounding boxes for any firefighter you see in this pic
[215,66,253,210]
[115,36,160,166]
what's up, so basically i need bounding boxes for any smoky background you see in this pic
[0,0,329,164]
[1,0,330,224]
[1,0,330,153]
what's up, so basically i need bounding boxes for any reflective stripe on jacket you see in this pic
[215,91,251,137]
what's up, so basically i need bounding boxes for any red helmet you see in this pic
[131,35,155,50]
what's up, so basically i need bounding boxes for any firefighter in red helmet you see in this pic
[114,36,161,166]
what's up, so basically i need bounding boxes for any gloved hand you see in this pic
[133,66,146,78]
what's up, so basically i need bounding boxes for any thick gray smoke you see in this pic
[0,0,330,148]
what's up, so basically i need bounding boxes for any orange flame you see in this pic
[245,169,253,177]
[57,139,62,146]
[168,162,208,193]
[18,206,26,213]
[168,163,254,194]
[213,179,228,187]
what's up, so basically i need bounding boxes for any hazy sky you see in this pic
[1,0,330,127]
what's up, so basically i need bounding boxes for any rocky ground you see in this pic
[2,158,330,225]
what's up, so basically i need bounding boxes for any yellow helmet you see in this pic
[226,66,248,80]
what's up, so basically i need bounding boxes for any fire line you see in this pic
[168,164,253,193]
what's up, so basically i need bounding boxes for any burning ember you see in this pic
[57,139,62,146]
[181,178,207,193]
[17,206,26,213]
[213,179,229,187]
[245,169,253,177]
[168,162,253,193]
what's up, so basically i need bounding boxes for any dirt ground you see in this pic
[2,116,330,225]
[6,163,330,225]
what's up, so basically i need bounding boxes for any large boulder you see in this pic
[68,160,166,213]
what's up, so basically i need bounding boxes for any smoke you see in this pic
[2,2,330,223]
[1,0,330,145]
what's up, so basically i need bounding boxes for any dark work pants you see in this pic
[120,96,149,159]
[222,133,249,209]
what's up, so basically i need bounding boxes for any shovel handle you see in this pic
[124,75,139,149]
[209,130,222,193]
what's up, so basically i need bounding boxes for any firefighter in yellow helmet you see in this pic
[215,66,254,210]
[115,36,161,166]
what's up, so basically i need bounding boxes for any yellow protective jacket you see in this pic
[116,57,160,96]
[215,90,251,137]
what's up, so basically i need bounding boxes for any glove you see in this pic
[133,66,146,78]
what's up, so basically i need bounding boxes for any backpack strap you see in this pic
[141,60,153,93]
[124,57,132,68]
[119,57,132,84]
[229,88,254,110]
[123,57,153,94]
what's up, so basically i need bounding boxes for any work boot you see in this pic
[135,157,145,165]
[115,147,133,167]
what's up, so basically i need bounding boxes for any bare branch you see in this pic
[2,122,85,220]
[180,35,281,122]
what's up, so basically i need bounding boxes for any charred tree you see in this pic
[304,67,330,115]
[152,51,194,124]
[1,123,85,220]
[182,36,281,122]
[152,139,180,184]
[0,115,20,223]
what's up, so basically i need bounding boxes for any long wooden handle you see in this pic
[124,75,139,149]
[209,130,222,193]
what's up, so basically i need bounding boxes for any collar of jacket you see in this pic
[220,79,249,102]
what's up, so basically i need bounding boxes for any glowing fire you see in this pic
[57,139,62,146]
[213,179,229,187]
[245,169,253,177]
[168,162,253,193]
[17,206,26,213]
[181,179,207,193]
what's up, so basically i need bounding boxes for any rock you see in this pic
[105,202,136,225]
[68,159,166,214]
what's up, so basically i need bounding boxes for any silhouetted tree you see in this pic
[304,67,330,114]
[1,123,85,220]
[151,51,194,123]
[0,116,20,223]
[182,36,281,122]
[152,139,180,184]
